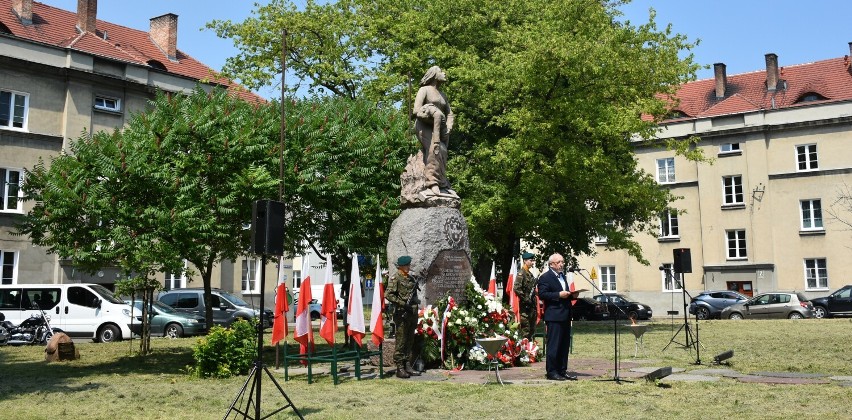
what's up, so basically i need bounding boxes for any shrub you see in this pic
[189,319,257,378]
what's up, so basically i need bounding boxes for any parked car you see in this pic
[571,297,610,321]
[688,290,748,320]
[592,294,653,320]
[809,285,852,318]
[125,300,207,338]
[721,292,813,319]
[157,288,273,328]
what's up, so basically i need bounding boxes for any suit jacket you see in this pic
[537,268,572,322]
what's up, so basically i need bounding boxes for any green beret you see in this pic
[522,252,535,260]
[397,255,412,266]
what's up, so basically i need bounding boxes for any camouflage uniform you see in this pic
[514,265,539,341]
[386,269,419,371]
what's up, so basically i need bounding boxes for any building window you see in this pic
[1,168,22,212]
[726,230,747,260]
[1,250,17,284]
[804,258,827,290]
[0,89,28,130]
[94,95,121,112]
[796,144,818,171]
[594,221,615,244]
[661,263,681,292]
[599,266,616,292]
[656,158,675,184]
[720,143,740,153]
[800,199,823,231]
[241,258,261,293]
[293,270,302,288]
[659,209,679,238]
[164,262,187,290]
[722,175,744,205]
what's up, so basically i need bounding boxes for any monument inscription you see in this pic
[423,249,472,305]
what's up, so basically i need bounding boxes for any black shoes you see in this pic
[546,373,567,381]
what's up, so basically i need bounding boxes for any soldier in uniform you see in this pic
[386,255,421,378]
[514,252,539,341]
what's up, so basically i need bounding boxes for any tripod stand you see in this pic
[573,268,632,383]
[661,267,702,365]
[224,254,303,420]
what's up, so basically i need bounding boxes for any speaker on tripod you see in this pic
[672,248,692,274]
[251,199,285,256]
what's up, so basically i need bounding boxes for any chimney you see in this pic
[12,0,33,25]
[765,53,779,91]
[76,0,97,33]
[150,14,178,61]
[714,63,727,99]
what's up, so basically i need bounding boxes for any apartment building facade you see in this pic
[577,47,852,316]
[0,1,289,303]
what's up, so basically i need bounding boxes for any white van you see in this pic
[0,283,134,343]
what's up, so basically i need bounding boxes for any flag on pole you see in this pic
[440,296,456,362]
[506,257,520,322]
[369,256,385,346]
[294,256,314,358]
[271,256,290,345]
[347,253,366,347]
[487,261,497,295]
[567,270,577,306]
[319,254,338,345]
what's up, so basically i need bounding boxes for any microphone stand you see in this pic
[572,268,632,384]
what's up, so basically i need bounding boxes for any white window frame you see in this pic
[656,157,675,184]
[594,221,615,244]
[800,199,823,231]
[94,95,121,112]
[804,258,828,290]
[1,168,23,213]
[164,261,188,290]
[726,229,747,260]
[659,209,679,238]
[0,89,29,131]
[241,258,261,294]
[661,263,681,292]
[796,144,818,171]
[599,266,616,292]
[722,175,744,205]
[1,250,18,285]
[720,143,740,153]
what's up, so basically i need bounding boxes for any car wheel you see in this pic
[729,312,743,320]
[788,312,804,320]
[97,324,121,343]
[812,306,828,319]
[696,307,711,320]
[310,311,320,321]
[164,323,184,338]
[627,311,639,320]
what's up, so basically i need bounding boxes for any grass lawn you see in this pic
[1,318,851,419]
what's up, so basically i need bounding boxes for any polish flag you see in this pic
[346,253,366,347]
[506,258,520,322]
[567,270,577,306]
[319,254,338,345]
[487,261,497,295]
[440,296,456,362]
[369,256,385,346]
[293,256,314,357]
[270,256,290,345]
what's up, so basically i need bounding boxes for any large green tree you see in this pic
[209,0,702,283]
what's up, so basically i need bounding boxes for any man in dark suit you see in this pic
[537,253,580,381]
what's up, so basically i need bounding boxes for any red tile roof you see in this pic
[667,55,852,121]
[0,0,262,103]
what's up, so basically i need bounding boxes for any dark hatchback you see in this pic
[809,285,852,318]
[571,297,610,321]
[592,294,653,320]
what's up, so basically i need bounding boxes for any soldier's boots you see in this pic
[396,366,410,379]
[405,362,421,376]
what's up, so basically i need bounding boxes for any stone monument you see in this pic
[387,66,472,306]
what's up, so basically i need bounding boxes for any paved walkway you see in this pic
[277,356,852,386]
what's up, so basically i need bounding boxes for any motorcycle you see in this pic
[0,304,63,346]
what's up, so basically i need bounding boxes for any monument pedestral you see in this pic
[386,207,472,307]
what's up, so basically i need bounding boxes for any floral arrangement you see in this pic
[415,276,542,370]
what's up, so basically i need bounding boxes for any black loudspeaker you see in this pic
[672,248,692,274]
[251,200,285,256]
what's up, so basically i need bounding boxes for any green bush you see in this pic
[189,319,257,378]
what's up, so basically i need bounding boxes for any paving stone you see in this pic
[829,376,852,382]
[689,368,738,376]
[660,374,720,382]
[630,366,686,374]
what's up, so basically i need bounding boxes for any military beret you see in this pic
[522,252,535,260]
[397,255,412,266]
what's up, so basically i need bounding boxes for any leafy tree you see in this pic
[209,0,702,284]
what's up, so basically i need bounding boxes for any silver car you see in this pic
[721,292,814,320]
